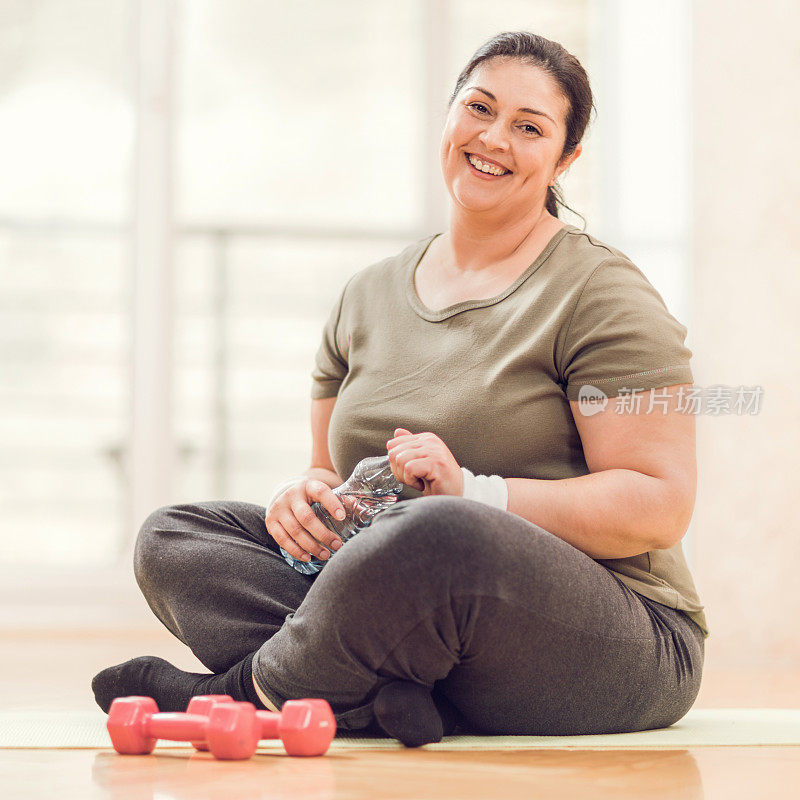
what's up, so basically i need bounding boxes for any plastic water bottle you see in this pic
[280,455,403,574]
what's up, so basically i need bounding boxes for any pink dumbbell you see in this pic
[186,694,337,756]
[183,695,237,751]
[107,696,259,760]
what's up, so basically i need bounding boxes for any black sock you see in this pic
[373,680,450,748]
[430,685,464,738]
[91,653,267,714]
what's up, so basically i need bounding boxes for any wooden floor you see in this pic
[1,628,799,799]
[3,747,799,799]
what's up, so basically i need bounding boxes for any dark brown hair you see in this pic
[447,31,594,223]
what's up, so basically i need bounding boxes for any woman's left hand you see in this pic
[386,428,463,497]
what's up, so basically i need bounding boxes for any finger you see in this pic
[387,456,403,486]
[387,441,426,456]
[304,482,346,546]
[392,447,428,473]
[401,456,430,491]
[267,518,313,563]
[388,447,426,487]
[285,506,333,560]
[386,448,409,485]
[387,430,415,446]
[290,497,341,554]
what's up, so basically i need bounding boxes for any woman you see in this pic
[92,31,708,747]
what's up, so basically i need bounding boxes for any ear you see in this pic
[556,143,583,179]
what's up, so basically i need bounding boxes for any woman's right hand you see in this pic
[265,478,346,563]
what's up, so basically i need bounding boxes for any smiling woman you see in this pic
[444,33,592,221]
[443,58,578,223]
[92,30,707,751]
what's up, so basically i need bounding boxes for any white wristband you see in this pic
[266,475,308,509]
[460,467,508,511]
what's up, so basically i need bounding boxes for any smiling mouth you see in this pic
[464,152,512,176]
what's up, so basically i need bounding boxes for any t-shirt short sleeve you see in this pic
[310,280,350,400]
[560,257,694,401]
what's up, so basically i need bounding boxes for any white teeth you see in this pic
[467,154,509,175]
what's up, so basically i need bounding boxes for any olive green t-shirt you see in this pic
[310,223,709,639]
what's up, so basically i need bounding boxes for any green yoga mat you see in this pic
[1,709,798,749]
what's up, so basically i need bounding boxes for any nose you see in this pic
[477,117,510,152]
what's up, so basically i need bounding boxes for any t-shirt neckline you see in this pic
[405,224,575,322]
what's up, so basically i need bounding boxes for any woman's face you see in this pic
[440,58,580,216]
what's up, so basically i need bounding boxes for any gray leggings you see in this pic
[134,495,704,736]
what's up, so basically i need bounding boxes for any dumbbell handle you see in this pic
[190,709,299,742]
[255,711,281,740]
[144,711,209,743]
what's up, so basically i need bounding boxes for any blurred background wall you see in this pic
[0,0,796,677]
[691,0,800,667]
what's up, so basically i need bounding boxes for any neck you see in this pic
[443,205,558,274]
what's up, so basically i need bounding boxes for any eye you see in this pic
[468,103,541,136]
